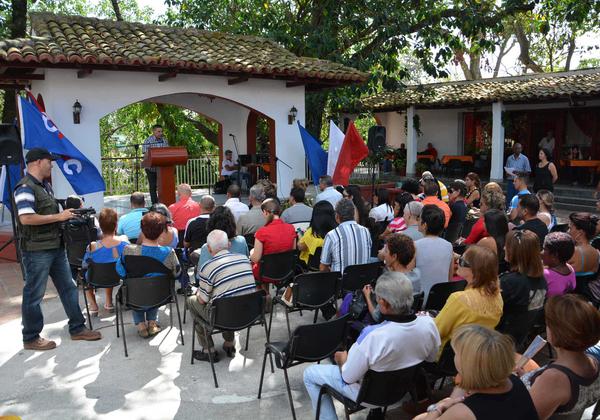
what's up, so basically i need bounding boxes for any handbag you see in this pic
[349,290,370,320]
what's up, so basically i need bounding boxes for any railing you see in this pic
[350,161,379,181]
[101,155,219,196]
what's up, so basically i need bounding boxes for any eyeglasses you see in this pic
[458,256,471,268]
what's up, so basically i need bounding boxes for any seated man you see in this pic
[221,149,251,188]
[184,195,215,255]
[315,175,343,208]
[509,175,531,222]
[224,184,249,222]
[186,230,257,362]
[420,179,452,228]
[117,192,148,242]
[281,187,313,224]
[513,194,548,248]
[303,272,441,420]
[237,184,266,236]
[168,183,200,246]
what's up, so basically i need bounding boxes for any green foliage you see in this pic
[29,0,153,21]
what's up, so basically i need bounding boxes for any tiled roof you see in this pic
[362,68,600,111]
[0,13,367,87]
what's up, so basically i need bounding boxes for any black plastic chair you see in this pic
[257,314,350,420]
[316,365,419,420]
[575,273,598,304]
[497,308,544,353]
[412,291,425,312]
[423,343,457,390]
[424,280,467,312]
[116,255,184,357]
[244,233,255,250]
[270,271,340,338]
[444,223,463,244]
[307,247,323,272]
[340,262,384,295]
[257,250,298,292]
[191,290,268,388]
[550,223,569,233]
[81,261,122,330]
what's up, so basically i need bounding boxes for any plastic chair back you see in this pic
[122,275,173,309]
[307,247,323,271]
[412,292,425,312]
[424,280,467,311]
[497,308,543,352]
[123,255,172,278]
[444,223,463,244]
[288,314,349,363]
[550,223,569,233]
[341,262,383,293]
[211,290,265,331]
[244,234,255,250]
[355,366,419,407]
[259,250,297,285]
[293,272,339,308]
[86,261,121,288]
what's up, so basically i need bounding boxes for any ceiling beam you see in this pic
[77,69,93,78]
[228,76,249,85]
[0,73,45,81]
[158,71,177,82]
[286,81,305,88]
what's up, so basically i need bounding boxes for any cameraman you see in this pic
[14,148,101,351]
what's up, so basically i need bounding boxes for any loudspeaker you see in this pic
[367,125,386,153]
[0,124,21,165]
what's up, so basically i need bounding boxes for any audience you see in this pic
[82,208,129,315]
[513,194,548,248]
[542,232,576,297]
[315,175,343,208]
[343,184,371,227]
[536,189,557,231]
[463,187,505,245]
[168,183,200,245]
[292,178,309,191]
[256,178,278,201]
[521,295,600,419]
[434,246,503,353]
[464,172,481,208]
[139,203,179,248]
[382,192,413,237]
[447,180,468,232]
[117,192,148,242]
[304,272,440,420]
[377,233,421,293]
[183,195,215,254]
[224,184,249,222]
[116,212,181,338]
[320,199,372,273]
[401,178,422,201]
[369,188,394,222]
[417,325,537,420]
[567,212,600,276]
[421,171,449,202]
[237,184,267,236]
[298,201,337,265]
[509,175,531,222]
[477,209,509,273]
[421,180,452,228]
[197,206,249,267]
[281,187,313,224]
[402,201,425,241]
[186,230,257,362]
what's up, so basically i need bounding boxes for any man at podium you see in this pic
[143,124,169,204]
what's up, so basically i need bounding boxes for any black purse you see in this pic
[349,290,377,320]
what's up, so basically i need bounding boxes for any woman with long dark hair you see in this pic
[464,172,481,208]
[298,201,338,264]
[533,148,558,192]
[344,184,370,227]
[369,188,394,222]
[478,209,509,273]
[197,206,249,267]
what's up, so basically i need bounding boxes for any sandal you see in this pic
[137,324,149,338]
[88,306,99,317]
[148,322,162,336]
[104,304,115,313]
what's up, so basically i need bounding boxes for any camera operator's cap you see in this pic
[420,171,434,183]
[25,148,58,163]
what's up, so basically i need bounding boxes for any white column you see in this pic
[490,101,505,181]
[406,106,418,176]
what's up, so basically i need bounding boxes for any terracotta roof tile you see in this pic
[0,13,367,86]
[362,69,600,111]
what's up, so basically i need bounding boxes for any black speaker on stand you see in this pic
[367,125,387,205]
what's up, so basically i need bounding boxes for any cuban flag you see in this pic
[18,94,105,195]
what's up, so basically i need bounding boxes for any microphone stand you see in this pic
[229,134,243,188]
[115,143,144,192]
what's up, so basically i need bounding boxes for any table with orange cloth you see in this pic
[441,155,474,165]
[417,154,435,162]
[560,159,600,172]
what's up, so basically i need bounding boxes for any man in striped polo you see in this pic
[187,229,257,362]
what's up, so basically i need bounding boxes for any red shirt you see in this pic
[168,197,200,231]
[464,217,489,244]
[252,218,297,279]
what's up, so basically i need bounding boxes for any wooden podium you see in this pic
[142,147,188,206]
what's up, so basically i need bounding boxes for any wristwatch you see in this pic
[426,403,443,416]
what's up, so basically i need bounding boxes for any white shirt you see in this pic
[415,236,453,297]
[315,186,343,208]
[368,204,394,222]
[538,136,555,153]
[224,198,249,222]
[221,158,236,176]
[342,315,440,395]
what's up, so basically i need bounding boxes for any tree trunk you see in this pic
[564,35,576,71]
[110,0,123,21]
[514,21,544,73]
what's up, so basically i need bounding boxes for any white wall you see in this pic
[31,69,306,208]
[375,112,405,148]
[415,109,463,156]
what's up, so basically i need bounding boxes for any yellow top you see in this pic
[299,227,324,264]
[434,287,503,357]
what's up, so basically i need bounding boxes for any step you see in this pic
[554,196,597,207]
[555,201,597,213]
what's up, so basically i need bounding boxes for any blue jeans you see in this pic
[132,307,159,325]
[506,180,516,208]
[21,248,86,342]
[303,364,359,420]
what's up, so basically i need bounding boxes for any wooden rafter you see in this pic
[228,76,249,85]
[286,81,305,88]
[0,73,44,81]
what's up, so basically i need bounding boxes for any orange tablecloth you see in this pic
[560,159,600,168]
[417,154,435,162]
[441,155,474,165]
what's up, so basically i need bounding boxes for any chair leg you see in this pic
[191,319,196,365]
[169,302,173,328]
[316,387,326,420]
[120,303,128,357]
[262,316,274,373]
[438,376,446,390]
[267,303,275,342]
[344,405,350,420]
[115,299,119,338]
[173,292,184,345]
[183,297,187,324]
[592,400,600,420]
[204,324,219,388]
[82,285,93,330]
[285,308,292,339]
[257,347,269,399]
[283,368,296,420]
[245,327,250,351]
[312,309,319,324]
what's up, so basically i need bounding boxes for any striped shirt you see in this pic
[143,135,169,172]
[197,250,256,303]
[13,175,53,216]
[320,221,372,272]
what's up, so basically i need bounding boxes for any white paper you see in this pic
[504,166,516,176]
[516,335,547,369]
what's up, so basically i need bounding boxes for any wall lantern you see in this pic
[288,106,298,125]
[73,100,82,124]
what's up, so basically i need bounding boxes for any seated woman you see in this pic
[477,209,509,274]
[567,212,600,276]
[137,203,179,249]
[416,324,538,420]
[434,245,503,354]
[542,232,576,297]
[536,190,557,231]
[250,198,297,288]
[298,201,337,266]
[82,207,129,315]
[343,185,371,228]
[463,187,505,245]
[381,192,413,237]
[464,172,481,208]
[116,212,181,338]
[197,206,249,267]
[368,188,394,223]
[521,294,600,419]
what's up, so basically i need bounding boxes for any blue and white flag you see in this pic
[0,163,22,213]
[297,122,328,186]
[18,95,105,194]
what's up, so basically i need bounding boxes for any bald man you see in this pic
[169,183,200,245]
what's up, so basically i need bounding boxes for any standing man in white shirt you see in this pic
[315,175,343,208]
[221,149,251,189]
[505,143,531,207]
[538,129,555,154]
[224,184,249,222]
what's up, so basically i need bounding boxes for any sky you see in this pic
[136,0,167,20]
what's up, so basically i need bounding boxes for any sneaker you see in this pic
[24,337,56,351]
[71,328,102,341]
[193,350,219,363]
[223,344,236,358]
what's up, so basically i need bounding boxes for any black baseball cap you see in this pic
[25,148,57,163]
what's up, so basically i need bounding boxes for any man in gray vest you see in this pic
[14,148,102,351]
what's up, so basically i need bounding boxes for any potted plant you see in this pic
[415,161,429,177]
[393,156,406,176]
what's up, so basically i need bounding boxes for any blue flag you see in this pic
[297,122,328,186]
[0,163,23,213]
[18,96,105,195]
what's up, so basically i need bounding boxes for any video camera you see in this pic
[57,200,99,267]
